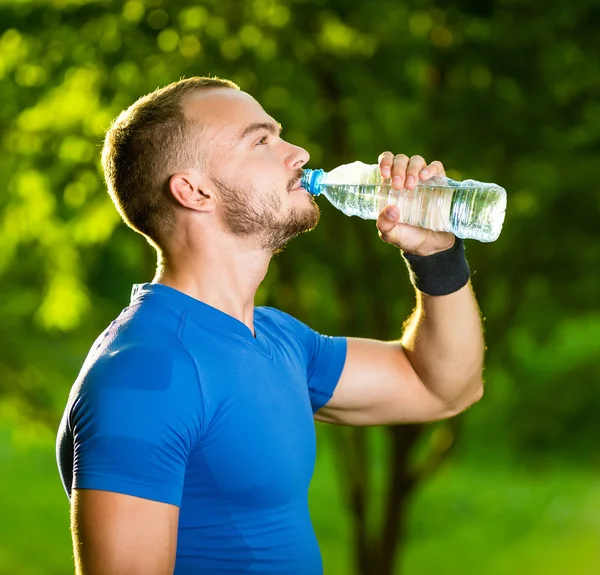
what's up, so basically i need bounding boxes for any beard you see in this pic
[212,173,320,254]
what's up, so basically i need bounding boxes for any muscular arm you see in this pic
[314,152,485,426]
[62,341,202,574]
[315,283,483,426]
[402,282,484,409]
[72,489,179,575]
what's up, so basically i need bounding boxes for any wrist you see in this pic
[402,237,471,296]
[402,234,456,257]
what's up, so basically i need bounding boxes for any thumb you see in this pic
[376,205,401,240]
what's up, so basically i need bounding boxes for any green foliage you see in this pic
[0,0,599,572]
[1,0,597,452]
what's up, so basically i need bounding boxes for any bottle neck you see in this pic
[300,168,325,196]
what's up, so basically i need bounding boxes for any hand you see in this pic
[375,152,456,256]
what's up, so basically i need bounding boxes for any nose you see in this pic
[284,141,310,170]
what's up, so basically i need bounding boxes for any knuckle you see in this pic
[431,161,445,175]
[378,151,393,162]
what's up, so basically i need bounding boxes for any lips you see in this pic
[288,169,305,192]
[288,179,303,192]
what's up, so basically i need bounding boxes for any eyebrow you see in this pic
[238,121,282,141]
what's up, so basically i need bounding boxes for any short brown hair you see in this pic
[101,76,240,249]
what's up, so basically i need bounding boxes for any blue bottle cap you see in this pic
[300,169,325,196]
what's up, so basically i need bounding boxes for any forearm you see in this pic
[372,153,487,414]
[401,282,485,407]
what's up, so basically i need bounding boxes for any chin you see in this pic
[298,203,320,232]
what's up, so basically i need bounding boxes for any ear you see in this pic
[168,170,215,213]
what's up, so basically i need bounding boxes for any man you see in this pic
[57,76,484,575]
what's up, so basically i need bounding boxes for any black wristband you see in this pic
[402,238,471,296]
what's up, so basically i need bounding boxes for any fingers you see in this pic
[376,205,402,246]
[377,204,399,233]
[404,155,427,189]
[392,154,409,189]
[378,151,394,179]
[378,152,411,187]
[419,160,446,181]
[379,152,446,189]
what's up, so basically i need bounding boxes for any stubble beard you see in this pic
[214,176,320,254]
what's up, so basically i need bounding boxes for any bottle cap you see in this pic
[300,169,325,196]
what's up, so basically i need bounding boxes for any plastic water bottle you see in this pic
[300,161,507,242]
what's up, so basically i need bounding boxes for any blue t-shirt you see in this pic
[56,283,347,574]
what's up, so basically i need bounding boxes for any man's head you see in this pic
[102,76,318,255]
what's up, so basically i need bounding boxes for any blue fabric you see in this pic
[56,283,347,574]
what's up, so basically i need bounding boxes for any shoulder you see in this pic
[68,311,204,443]
[75,300,198,397]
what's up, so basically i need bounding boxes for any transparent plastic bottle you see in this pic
[301,161,507,242]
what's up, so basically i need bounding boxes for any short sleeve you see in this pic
[304,328,347,413]
[262,309,347,414]
[68,343,202,507]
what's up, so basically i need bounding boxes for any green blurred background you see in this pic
[1,0,599,573]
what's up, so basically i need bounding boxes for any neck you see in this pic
[153,235,272,334]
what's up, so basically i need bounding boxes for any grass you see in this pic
[310,430,600,575]
[0,426,72,575]
[2,423,600,575]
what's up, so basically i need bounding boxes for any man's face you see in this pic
[184,89,319,253]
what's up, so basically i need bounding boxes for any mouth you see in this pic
[288,179,304,192]
[288,170,305,193]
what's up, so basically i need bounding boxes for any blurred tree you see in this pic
[0,0,599,573]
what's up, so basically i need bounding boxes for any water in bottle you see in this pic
[300,161,507,242]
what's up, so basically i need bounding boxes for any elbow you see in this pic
[446,378,484,418]
[469,379,484,405]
